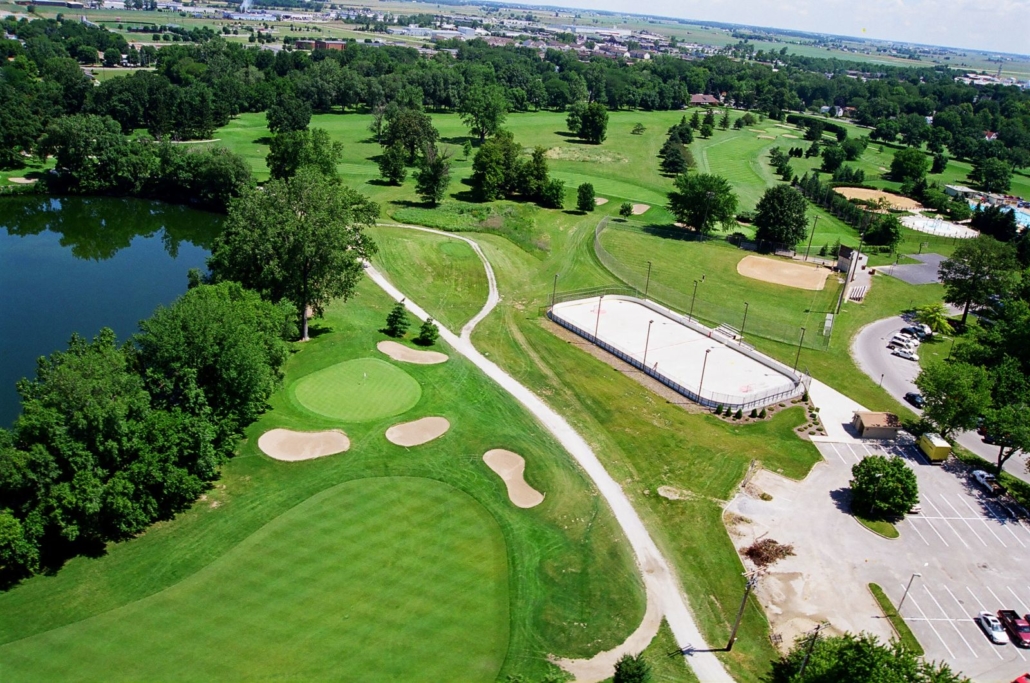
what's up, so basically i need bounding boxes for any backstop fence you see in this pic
[591,218,837,350]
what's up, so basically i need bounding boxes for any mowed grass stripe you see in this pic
[292,357,422,422]
[0,477,509,682]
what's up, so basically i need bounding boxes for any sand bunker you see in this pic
[377,340,448,365]
[385,416,450,447]
[594,197,609,206]
[258,428,349,462]
[631,203,649,215]
[7,177,36,184]
[781,133,800,139]
[757,135,776,140]
[737,255,831,291]
[833,187,923,211]
[483,449,544,508]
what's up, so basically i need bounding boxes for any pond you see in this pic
[0,196,222,426]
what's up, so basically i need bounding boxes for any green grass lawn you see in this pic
[855,514,900,539]
[868,583,924,655]
[0,279,645,681]
[0,477,509,681]
[290,356,423,421]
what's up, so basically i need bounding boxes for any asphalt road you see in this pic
[852,316,1029,484]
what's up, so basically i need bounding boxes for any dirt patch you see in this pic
[631,203,649,215]
[657,485,696,501]
[736,255,831,291]
[257,428,349,462]
[6,177,37,184]
[781,134,800,139]
[833,187,924,211]
[545,146,628,163]
[385,416,450,447]
[551,588,662,682]
[594,197,609,206]
[377,340,448,365]
[483,449,544,508]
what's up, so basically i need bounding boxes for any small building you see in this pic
[836,245,868,276]
[851,411,902,439]
[689,93,720,106]
[944,184,977,200]
[314,40,346,51]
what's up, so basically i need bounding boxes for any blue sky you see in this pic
[519,0,1029,57]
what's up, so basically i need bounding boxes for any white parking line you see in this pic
[938,495,991,547]
[902,516,931,545]
[1007,586,1030,613]
[905,588,956,659]
[955,494,1018,547]
[922,497,969,548]
[966,587,1006,660]
[844,442,862,461]
[989,500,1030,541]
[909,515,950,547]
[827,442,847,464]
[924,585,981,659]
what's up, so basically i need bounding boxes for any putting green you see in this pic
[0,477,510,681]
[292,357,422,422]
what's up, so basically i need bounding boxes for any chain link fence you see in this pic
[591,218,836,350]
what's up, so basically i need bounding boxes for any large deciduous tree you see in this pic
[208,168,379,341]
[414,144,451,207]
[938,236,1020,324]
[266,127,343,181]
[981,404,1030,477]
[265,92,311,134]
[667,173,738,235]
[753,185,809,246]
[849,455,918,519]
[381,106,439,163]
[567,101,608,144]
[915,361,993,440]
[890,147,930,183]
[458,83,508,143]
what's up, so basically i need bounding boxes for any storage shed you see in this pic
[851,411,902,439]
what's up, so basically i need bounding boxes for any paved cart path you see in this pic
[369,223,733,682]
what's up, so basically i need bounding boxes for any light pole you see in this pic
[594,294,604,338]
[727,571,759,651]
[879,373,885,388]
[804,215,819,262]
[688,275,705,322]
[793,327,806,372]
[550,273,558,311]
[897,572,922,612]
[870,472,884,516]
[644,260,652,300]
[642,319,654,368]
[698,348,712,403]
[739,302,750,345]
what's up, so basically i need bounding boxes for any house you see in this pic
[689,93,720,106]
[851,412,902,439]
[314,40,346,51]
[944,184,977,200]
[984,130,998,141]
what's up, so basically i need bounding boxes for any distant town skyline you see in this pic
[516,0,1029,58]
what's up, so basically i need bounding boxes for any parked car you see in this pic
[1012,674,1030,683]
[972,470,1004,497]
[892,348,920,362]
[904,392,925,408]
[889,334,920,349]
[998,610,1030,647]
[978,611,1010,644]
[900,326,926,339]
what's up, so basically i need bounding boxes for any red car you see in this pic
[999,610,1030,647]
[1012,675,1030,683]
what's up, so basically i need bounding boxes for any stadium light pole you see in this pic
[698,348,712,402]
[594,294,604,339]
[739,302,750,345]
[804,215,819,262]
[642,319,654,368]
[644,261,652,300]
[793,327,806,372]
[897,572,922,612]
[550,273,558,311]
[688,275,705,322]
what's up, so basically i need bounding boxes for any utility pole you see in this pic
[727,571,759,651]
[550,273,558,311]
[739,302,750,345]
[644,260,652,300]
[793,327,806,372]
[804,215,819,262]
[798,622,828,677]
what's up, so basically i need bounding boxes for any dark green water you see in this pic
[0,196,222,426]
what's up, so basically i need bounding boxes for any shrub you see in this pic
[802,390,809,402]
[714,404,723,415]
[759,408,767,418]
[384,301,409,338]
[414,317,439,346]
[734,408,743,419]
[750,408,759,418]
[576,182,595,213]
[619,202,633,219]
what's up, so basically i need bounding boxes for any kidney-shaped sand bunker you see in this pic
[482,449,544,509]
[258,429,350,462]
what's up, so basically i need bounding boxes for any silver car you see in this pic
[978,611,1010,644]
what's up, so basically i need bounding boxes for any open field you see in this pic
[0,278,645,681]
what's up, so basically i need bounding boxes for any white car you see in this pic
[892,348,919,362]
[978,611,1010,644]
[889,334,919,349]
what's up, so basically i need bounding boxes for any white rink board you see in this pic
[551,297,798,406]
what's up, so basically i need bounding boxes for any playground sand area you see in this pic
[377,340,448,365]
[736,255,831,291]
[385,416,451,447]
[483,449,544,508]
[258,429,350,461]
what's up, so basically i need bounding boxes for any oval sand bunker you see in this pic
[258,429,350,462]
[377,340,448,365]
[386,416,450,447]
[483,449,544,508]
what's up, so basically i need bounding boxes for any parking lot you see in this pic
[728,437,1030,682]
